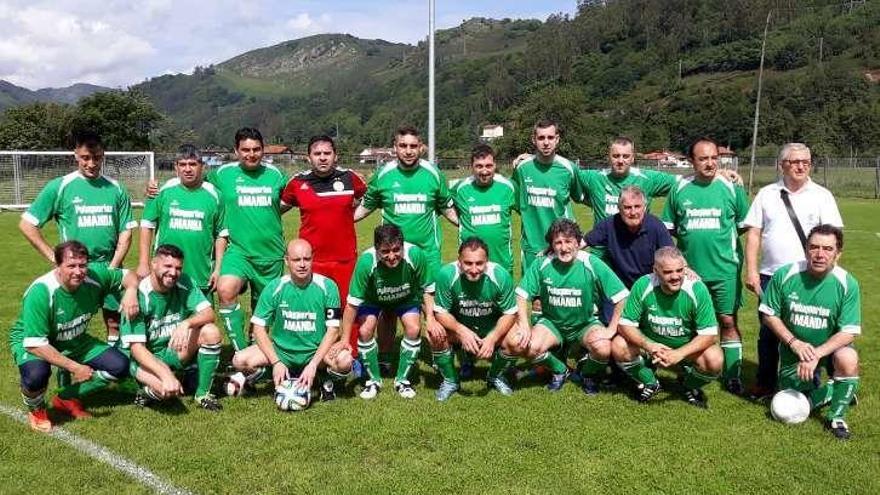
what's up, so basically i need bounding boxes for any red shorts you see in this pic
[312,259,358,355]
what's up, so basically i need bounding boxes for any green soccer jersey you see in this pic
[511,156,581,258]
[119,274,211,353]
[579,167,678,224]
[206,162,286,262]
[23,171,137,263]
[619,274,718,349]
[451,174,516,274]
[347,242,433,309]
[141,179,227,289]
[9,264,125,354]
[661,175,748,281]
[516,251,628,332]
[433,261,517,336]
[759,262,861,367]
[250,274,341,356]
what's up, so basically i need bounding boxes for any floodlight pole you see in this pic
[428,0,436,164]
[748,10,772,195]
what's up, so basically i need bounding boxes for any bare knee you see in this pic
[697,345,724,375]
[216,278,242,306]
[199,324,222,345]
[611,336,635,362]
[587,339,611,359]
[833,347,859,376]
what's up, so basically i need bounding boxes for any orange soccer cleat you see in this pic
[28,408,52,433]
[51,396,92,419]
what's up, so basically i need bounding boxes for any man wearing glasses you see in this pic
[743,143,843,399]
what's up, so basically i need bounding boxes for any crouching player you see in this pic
[429,237,518,400]
[612,246,723,408]
[507,219,629,394]
[9,241,138,432]
[121,244,223,411]
[335,224,436,400]
[759,225,861,439]
[232,239,352,402]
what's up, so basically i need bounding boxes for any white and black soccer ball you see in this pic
[274,379,311,412]
[225,372,247,397]
[770,388,811,424]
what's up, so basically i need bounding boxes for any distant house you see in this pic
[480,124,504,142]
[359,147,396,165]
[641,150,689,168]
[200,146,232,167]
[718,146,739,169]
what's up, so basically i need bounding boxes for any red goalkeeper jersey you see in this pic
[281,167,366,262]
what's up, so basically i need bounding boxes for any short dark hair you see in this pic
[808,224,844,251]
[394,125,421,142]
[533,119,560,136]
[234,127,264,148]
[458,236,489,256]
[544,218,582,253]
[471,144,495,163]
[54,241,89,265]
[155,244,185,260]
[308,135,336,154]
[687,137,719,159]
[73,130,103,151]
[610,136,634,150]
[374,224,404,249]
[176,144,203,163]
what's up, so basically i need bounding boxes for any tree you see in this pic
[0,102,73,150]
[72,90,164,150]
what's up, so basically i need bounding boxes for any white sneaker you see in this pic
[394,380,416,399]
[359,381,381,400]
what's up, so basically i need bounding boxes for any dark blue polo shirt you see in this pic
[585,213,673,288]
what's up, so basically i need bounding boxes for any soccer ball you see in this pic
[225,372,246,397]
[770,389,811,424]
[274,379,311,412]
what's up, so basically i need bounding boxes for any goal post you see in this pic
[0,151,155,210]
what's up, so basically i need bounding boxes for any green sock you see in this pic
[21,391,46,411]
[433,348,458,384]
[487,350,517,379]
[219,303,248,351]
[58,371,113,399]
[195,344,221,398]
[531,351,568,375]
[577,354,608,378]
[618,357,658,386]
[358,338,381,383]
[809,382,834,409]
[395,338,422,384]
[720,339,743,382]
[683,367,718,390]
[825,377,860,421]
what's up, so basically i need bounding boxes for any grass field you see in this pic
[0,198,878,495]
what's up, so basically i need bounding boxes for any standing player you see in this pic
[19,130,138,342]
[661,138,749,395]
[759,225,861,439]
[9,241,138,432]
[451,144,516,275]
[138,145,227,295]
[208,128,287,354]
[231,239,352,402]
[507,219,629,394]
[336,225,436,400]
[122,244,223,411]
[281,135,366,357]
[612,247,723,408]
[429,237,518,400]
[354,125,457,277]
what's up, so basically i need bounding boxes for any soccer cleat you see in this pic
[195,394,222,412]
[320,380,337,402]
[359,381,381,400]
[636,382,662,403]
[683,388,708,409]
[825,419,851,440]
[487,376,514,396]
[724,378,745,396]
[747,384,775,402]
[51,396,92,419]
[435,380,460,402]
[27,408,52,433]
[133,391,153,408]
[580,377,600,396]
[459,361,475,380]
[394,380,417,399]
[547,370,570,392]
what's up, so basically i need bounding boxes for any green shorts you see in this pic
[422,247,443,281]
[127,345,185,377]
[220,246,284,305]
[274,344,317,370]
[12,335,112,367]
[88,261,121,312]
[703,277,742,315]
[536,317,602,346]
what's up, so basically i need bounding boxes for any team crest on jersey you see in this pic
[788,291,799,301]
[467,196,475,202]
[170,200,179,206]
[236,177,245,183]
[524,177,533,183]
[72,196,83,204]
[392,181,401,188]
[543,278,553,285]
[56,308,65,315]
[333,180,344,192]
[300,183,309,190]
[279,301,289,308]
[682,199,693,206]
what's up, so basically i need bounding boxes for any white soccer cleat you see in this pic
[359,381,381,400]
[225,372,247,397]
[394,380,416,399]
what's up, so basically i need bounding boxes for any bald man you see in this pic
[229,239,352,403]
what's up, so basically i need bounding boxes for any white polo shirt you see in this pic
[743,179,843,275]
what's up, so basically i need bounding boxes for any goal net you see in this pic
[0,151,154,210]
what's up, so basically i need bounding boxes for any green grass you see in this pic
[0,198,878,494]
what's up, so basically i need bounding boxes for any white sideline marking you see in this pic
[0,403,194,495]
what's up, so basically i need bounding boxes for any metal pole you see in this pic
[874,157,879,199]
[428,0,436,164]
[748,10,772,195]
[12,154,22,205]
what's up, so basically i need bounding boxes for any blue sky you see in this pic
[0,0,577,90]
